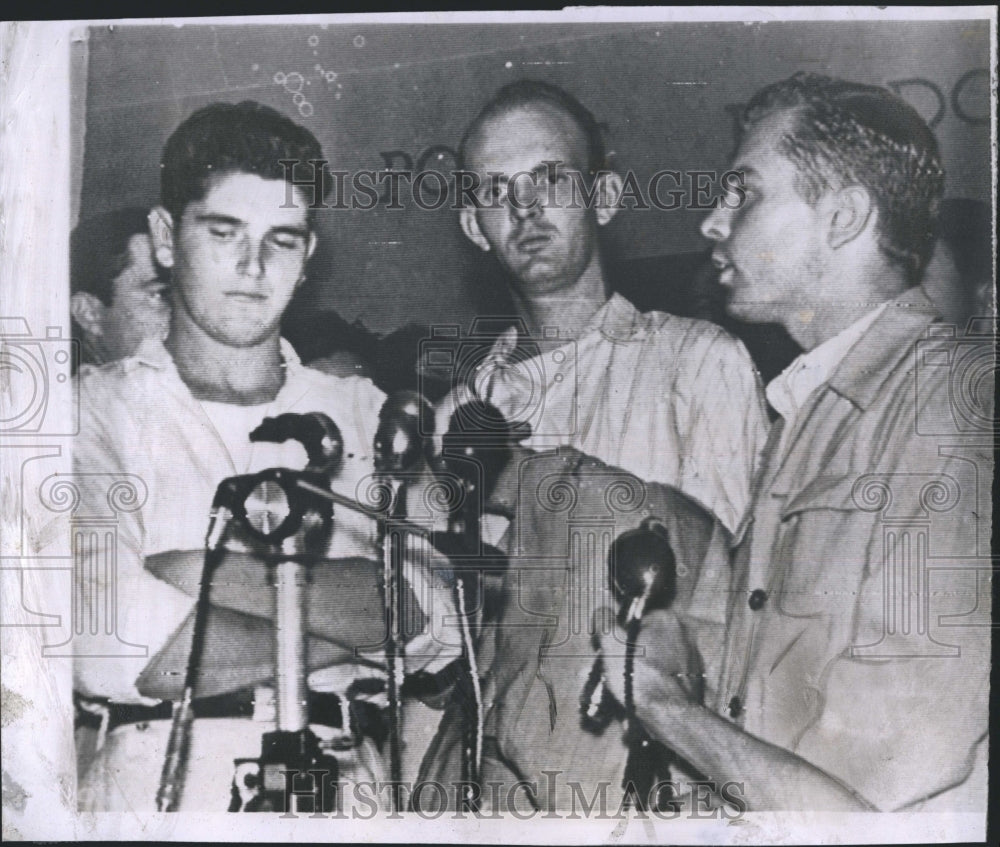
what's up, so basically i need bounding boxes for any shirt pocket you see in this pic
[774,474,871,620]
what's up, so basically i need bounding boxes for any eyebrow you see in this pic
[270,225,310,238]
[485,161,580,182]
[730,165,760,180]
[195,213,243,226]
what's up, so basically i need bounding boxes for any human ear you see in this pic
[828,185,874,250]
[595,171,623,227]
[295,233,318,290]
[459,206,491,252]
[148,206,176,269]
[70,292,106,338]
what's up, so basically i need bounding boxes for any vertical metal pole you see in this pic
[274,558,308,731]
[383,516,404,802]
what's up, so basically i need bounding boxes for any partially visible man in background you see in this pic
[70,206,171,371]
[921,197,994,327]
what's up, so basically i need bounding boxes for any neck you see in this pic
[166,315,285,404]
[81,333,107,367]
[784,260,909,351]
[511,255,609,338]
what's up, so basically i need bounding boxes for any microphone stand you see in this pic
[372,392,436,811]
[155,483,237,811]
[157,413,345,813]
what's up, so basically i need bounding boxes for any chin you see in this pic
[725,300,774,326]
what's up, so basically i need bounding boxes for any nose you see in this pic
[700,204,730,243]
[508,175,543,222]
[236,234,266,279]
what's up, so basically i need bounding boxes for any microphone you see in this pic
[440,399,526,506]
[436,399,527,813]
[372,391,436,805]
[581,516,679,811]
[250,412,344,474]
[581,517,677,730]
[373,391,435,483]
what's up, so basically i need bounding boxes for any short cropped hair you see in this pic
[71,206,156,305]
[160,100,329,224]
[459,79,609,178]
[743,72,945,283]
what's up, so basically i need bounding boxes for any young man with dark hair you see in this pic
[602,72,991,812]
[70,101,451,811]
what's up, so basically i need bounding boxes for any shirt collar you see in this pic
[504,293,640,346]
[593,293,644,342]
[766,301,889,421]
[123,336,303,375]
[826,286,942,410]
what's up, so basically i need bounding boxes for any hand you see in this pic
[594,607,703,709]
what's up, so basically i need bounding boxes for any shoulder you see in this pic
[292,364,387,413]
[635,308,756,368]
[78,356,157,410]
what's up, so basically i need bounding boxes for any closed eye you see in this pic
[209,225,237,240]
[268,232,307,250]
[143,281,171,304]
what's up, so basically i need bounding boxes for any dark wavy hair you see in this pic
[160,100,330,224]
[71,206,160,305]
[743,72,945,283]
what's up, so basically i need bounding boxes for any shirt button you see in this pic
[748,589,768,611]
[728,696,743,718]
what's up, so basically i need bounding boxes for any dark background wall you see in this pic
[78,20,992,343]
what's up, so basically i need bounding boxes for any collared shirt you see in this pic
[66,338,434,702]
[766,302,888,423]
[425,294,770,810]
[716,288,991,811]
[441,293,770,535]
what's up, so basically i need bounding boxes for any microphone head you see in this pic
[607,517,677,612]
[374,391,434,476]
[251,412,343,474]
[441,400,519,500]
[445,399,532,443]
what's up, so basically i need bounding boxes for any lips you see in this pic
[711,252,735,285]
[710,252,730,271]
[225,292,268,303]
[516,229,554,253]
